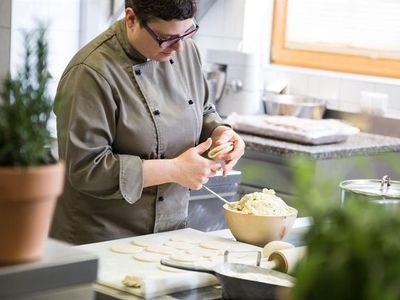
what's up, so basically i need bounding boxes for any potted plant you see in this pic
[0,25,65,265]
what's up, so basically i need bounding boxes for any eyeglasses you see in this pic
[141,20,199,49]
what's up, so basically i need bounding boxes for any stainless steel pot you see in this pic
[263,94,326,119]
[339,175,400,211]
[160,252,294,300]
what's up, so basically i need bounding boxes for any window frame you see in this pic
[271,0,400,78]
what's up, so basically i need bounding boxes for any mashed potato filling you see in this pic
[231,189,292,216]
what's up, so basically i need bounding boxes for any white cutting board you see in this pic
[77,228,261,298]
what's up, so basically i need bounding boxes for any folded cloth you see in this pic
[226,114,360,145]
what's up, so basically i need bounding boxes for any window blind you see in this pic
[285,0,400,59]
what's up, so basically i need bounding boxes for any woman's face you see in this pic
[125,8,195,62]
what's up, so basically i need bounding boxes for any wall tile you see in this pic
[339,79,375,112]
[308,75,341,109]
[0,28,11,79]
[221,38,243,51]
[375,83,400,111]
[195,36,224,60]
[286,72,308,95]
[222,0,245,39]
[0,0,12,28]
[197,0,224,37]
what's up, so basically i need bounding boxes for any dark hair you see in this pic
[125,0,197,22]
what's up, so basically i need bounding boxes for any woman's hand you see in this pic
[172,138,222,190]
[210,126,245,176]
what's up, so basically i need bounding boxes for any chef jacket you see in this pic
[50,19,226,244]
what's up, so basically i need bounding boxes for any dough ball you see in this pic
[122,275,141,288]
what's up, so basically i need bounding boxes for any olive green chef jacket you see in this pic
[50,20,226,245]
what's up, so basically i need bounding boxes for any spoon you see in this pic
[203,185,234,208]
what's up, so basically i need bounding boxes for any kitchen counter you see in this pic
[0,239,98,300]
[95,218,310,300]
[235,132,400,209]
[240,132,400,160]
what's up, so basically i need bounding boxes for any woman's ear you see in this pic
[125,7,136,28]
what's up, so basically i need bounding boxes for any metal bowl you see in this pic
[339,175,400,212]
[263,94,326,119]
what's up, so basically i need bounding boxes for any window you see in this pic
[271,0,400,78]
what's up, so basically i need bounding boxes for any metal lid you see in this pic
[339,175,400,198]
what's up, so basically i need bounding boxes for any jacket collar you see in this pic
[114,19,148,64]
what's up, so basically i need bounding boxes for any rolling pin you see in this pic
[261,246,307,274]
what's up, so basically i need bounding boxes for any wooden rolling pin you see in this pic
[261,246,307,274]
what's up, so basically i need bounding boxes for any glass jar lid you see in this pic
[339,175,400,198]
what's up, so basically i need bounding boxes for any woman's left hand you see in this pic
[210,126,245,176]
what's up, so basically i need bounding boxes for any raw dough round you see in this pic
[186,247,218,258]
[169,236,202,244]
[208,142,234,159]
[263,241,294,258]
[110,245,144,254]
[130,239,163,248]
[145,245,176,255]
[199,240,234,251]
[164,240,195,250]
[169,253,203,263]
[158,264,185,273]
[132,252,163,263]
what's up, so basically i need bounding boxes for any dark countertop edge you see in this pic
[240,133,400,160]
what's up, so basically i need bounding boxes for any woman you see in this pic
[50,0,245,244]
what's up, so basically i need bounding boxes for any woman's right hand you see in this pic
[172,138,222,190]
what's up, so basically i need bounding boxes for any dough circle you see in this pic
[199,240,233,251]
[110,245,143,254]
[145,245,176,255]
[169,236,202,244]
[164,240,195,250]
[208,142,234,159]
[169,253,202,263]
[131,239,163,248]
[158,264,185,273]
[132,252,163,262]
[186,247,218,258]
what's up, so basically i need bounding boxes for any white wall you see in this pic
[196,0,400,119]
[10,0,81,136]
[10,0,81,94]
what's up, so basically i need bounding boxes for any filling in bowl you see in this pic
[230,189,293,216]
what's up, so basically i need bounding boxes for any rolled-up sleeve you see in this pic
[55,63,143,203]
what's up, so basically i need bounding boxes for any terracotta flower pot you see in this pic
[0,161,65,265]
